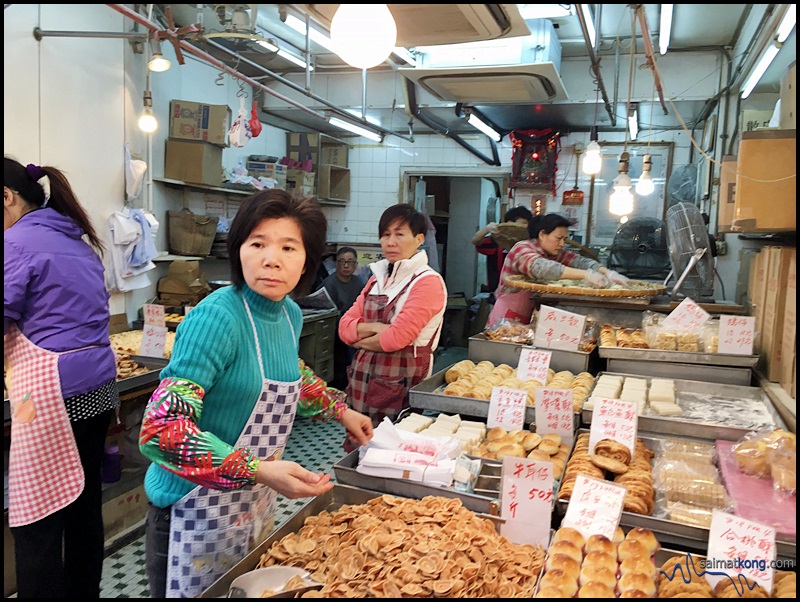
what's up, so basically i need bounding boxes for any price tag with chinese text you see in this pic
[662,297,711,332]
[718,315,755,355]
[705,509,776,594]
[487,387,527,431]
[588,397,638,457]
[143,303,166,327]
[535,388,574,445]
[499,457,553,547]
[534,305,586,351]
[562,475,625,541]
[517,348,552,384]
[140,324,168,358]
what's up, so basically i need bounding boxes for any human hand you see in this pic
[341,409,374,447]
[583,269,610,289]
[606,270,631,286]
[356,322,388,340]
[256,460,334,499]
[486,222,499,234]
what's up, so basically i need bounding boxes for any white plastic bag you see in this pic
[228,97,252,148]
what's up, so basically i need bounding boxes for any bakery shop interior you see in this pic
[3,3,797,598]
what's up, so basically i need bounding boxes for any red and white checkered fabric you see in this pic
[5,325,84,527]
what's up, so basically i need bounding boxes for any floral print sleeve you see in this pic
[138,377,260,489]
[298,359,348,422]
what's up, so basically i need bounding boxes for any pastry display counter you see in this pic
[468,334,598,374]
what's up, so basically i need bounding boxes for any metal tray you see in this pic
[469,334,595,374]
[554,429,796,563]
[581,372,787,441]
[598,345,759,367]
[116,354,169,393]
[333,449,502,515]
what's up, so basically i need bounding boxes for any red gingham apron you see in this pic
[346,272,440,427]
[4,324,85,527]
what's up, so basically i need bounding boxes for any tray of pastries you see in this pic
[505,275,665,298]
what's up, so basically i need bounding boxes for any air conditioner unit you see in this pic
[294,4,531,47]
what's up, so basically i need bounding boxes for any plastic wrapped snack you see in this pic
[676,331,700,352]
[484,319,534,344]
[703,320,720,353]
[646,324,678,350]
[730,428,796,479]
[770,448,796,495]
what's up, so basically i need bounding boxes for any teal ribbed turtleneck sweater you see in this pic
[143,284,302,508]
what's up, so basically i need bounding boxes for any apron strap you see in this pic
[242,293,296,383]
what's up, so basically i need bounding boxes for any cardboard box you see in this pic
[761,246,793,382]
[286,133,319,166]
[740,109,774,133]
[169,99,231,147]
[247,161,287,188]
[318,164,350,201]
[733,130,796,232]
[779,60,796,129]
[109,313,130,335]
[102,483,148,541]
[717,155,737,232]
[164,139,223,186]
[748,248,770,352]
[321,143,348,167]
[157,260,210,306]
[286,169,316,188]
[780,250,796,393]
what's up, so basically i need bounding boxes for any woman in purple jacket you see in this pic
[4,156,119,598]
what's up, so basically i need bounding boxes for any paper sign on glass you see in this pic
[533,305,586,351]
[562,475,625,541]
[588,397,638,457]
[499,456,553,547]
[140,324,168,358]
[718,315,755,355]
[143,303,166,327]
[517,348,552,383]
[662,297,711,332]
[487,387,527,431]
[704,509,776,595]
[535,388,574,445]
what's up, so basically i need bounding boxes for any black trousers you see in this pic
[11,409,112,598]
[144,502,171,599]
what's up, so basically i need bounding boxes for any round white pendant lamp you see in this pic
[330,4,397,69]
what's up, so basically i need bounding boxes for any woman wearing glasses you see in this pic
[489,213,630,326]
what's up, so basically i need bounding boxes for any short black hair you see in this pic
[227,189,327,297]
[527,213,572,240]
[503,205,533,223]
[336,246,357,259]
[378,203,427,237]
[701,212,710,226]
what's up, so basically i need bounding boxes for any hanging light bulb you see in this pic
[582,140,602,175]
[635,154,655,196]
[330,4,397,69]
[148,52,171,72]
[138,90,158,133]
[609,152,634,216]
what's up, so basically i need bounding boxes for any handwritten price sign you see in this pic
[662,297,711,332]
[718,315,755,355]
[488,387,527,431]
[143,303,166,327]
[706,509,776,594]
[533,305,586,351]
[500,457,554,547]
[562,475,626,541]
[140,324,168,358]
[517,348,552,383]
[588,397,638,457]
[535,388,574,445]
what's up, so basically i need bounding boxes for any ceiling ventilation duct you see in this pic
[399,19,568,104]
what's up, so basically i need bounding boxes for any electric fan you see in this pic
[607,217,671,279]
[665,202,715,300]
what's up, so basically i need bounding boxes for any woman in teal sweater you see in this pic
[139,190,373,598]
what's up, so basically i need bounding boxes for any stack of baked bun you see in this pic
[535,526,661,597]
[443,360,594,412]
[732,428,796,493]
[616,328,649,349]
[470,428,570,477]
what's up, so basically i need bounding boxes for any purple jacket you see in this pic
[4,208,116,399]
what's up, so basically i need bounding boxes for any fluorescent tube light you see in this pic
[257,39,314,71]
[285,14,336,52]
[466,113,502,142]
[329,117,383,142]
[659,4,673,55]
[580,4,597,49]
[777,4,796,42]
[741,44,780,99]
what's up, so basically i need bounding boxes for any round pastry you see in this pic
[495,443,526,460]
[617,538,649,563]
[538,439,560,455]
[579,565,616,589]
[522,432,543,451]
[539,569,578,597]
[548,539,584,565]
[625,527,660,556]
[619,555,656,579]
[487,426,508,441]
[733,440,770,476]
[585,534,617,560]
[590,453,629,474]
[527,449,552,461]
[581,550,618,575]
[613,526,625,546]
[553,527,586,551]
[545,554,581,583]
[542,433,563,446]
[535,586,565,598]
[619,589,649,598]
[771,453,797,492]
[594,438,632,464]
[617,572,656,597]
[578,581,615,598]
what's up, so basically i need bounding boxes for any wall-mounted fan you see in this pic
[665,202,715,300]
[607,217,670,279]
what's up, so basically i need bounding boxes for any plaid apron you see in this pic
[166,296,300,598]
[4,324,90,527]
[347,272,440,427]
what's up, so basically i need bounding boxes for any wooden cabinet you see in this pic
[298,310,338,383]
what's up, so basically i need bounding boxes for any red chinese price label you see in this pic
[662,297,711,332]
[143,303,166,327]
[588,397,638,457]
[488,387,527,431]
[562,475,625,541]
[533,305,586,351]
[518,348,552,383]
[718,315,755,355]
[140,324,168,358]
[499,457,554,547]
[535,388,574,445]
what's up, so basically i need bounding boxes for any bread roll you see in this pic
[539,569,578,597]
[535,586,565,598]
[585,534,617,560]
[578,581,615,598]
[617,572,656,597]
[617,538,648,563]
[579,565,616,589]
[553,527,586,551]
[545,554,581,583]
[625,527,660,556]
[548,539,584,565]
[581,551,617,575]
[619,556,656,579]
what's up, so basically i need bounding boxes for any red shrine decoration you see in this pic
[510,128,561,196]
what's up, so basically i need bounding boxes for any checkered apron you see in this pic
[4,324,86,527]
[347,273,439,426]
[166,296,300,598]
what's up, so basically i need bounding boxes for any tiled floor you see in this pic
[98,346,468,598]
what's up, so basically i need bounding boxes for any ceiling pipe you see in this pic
[33,28,146,40]
[635,6,669,115]
[575,3,616,126]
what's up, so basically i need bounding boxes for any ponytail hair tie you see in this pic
[26,163,46,182]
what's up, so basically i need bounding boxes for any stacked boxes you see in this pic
[165,99,231,185]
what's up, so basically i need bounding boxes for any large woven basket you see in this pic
[168,210,219,257]
[504,275,666,297]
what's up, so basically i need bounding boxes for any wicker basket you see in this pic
[168,210,219,257]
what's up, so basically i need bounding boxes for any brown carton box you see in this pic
[761,246,793,381]
[779,60,796,129]
[748,248,770,352]
[286,169,316,188]
[169,99,231,147]
[780,250,796,393]
[286,133,319,166]
[164,139,223,186]
[717,155,737,232]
